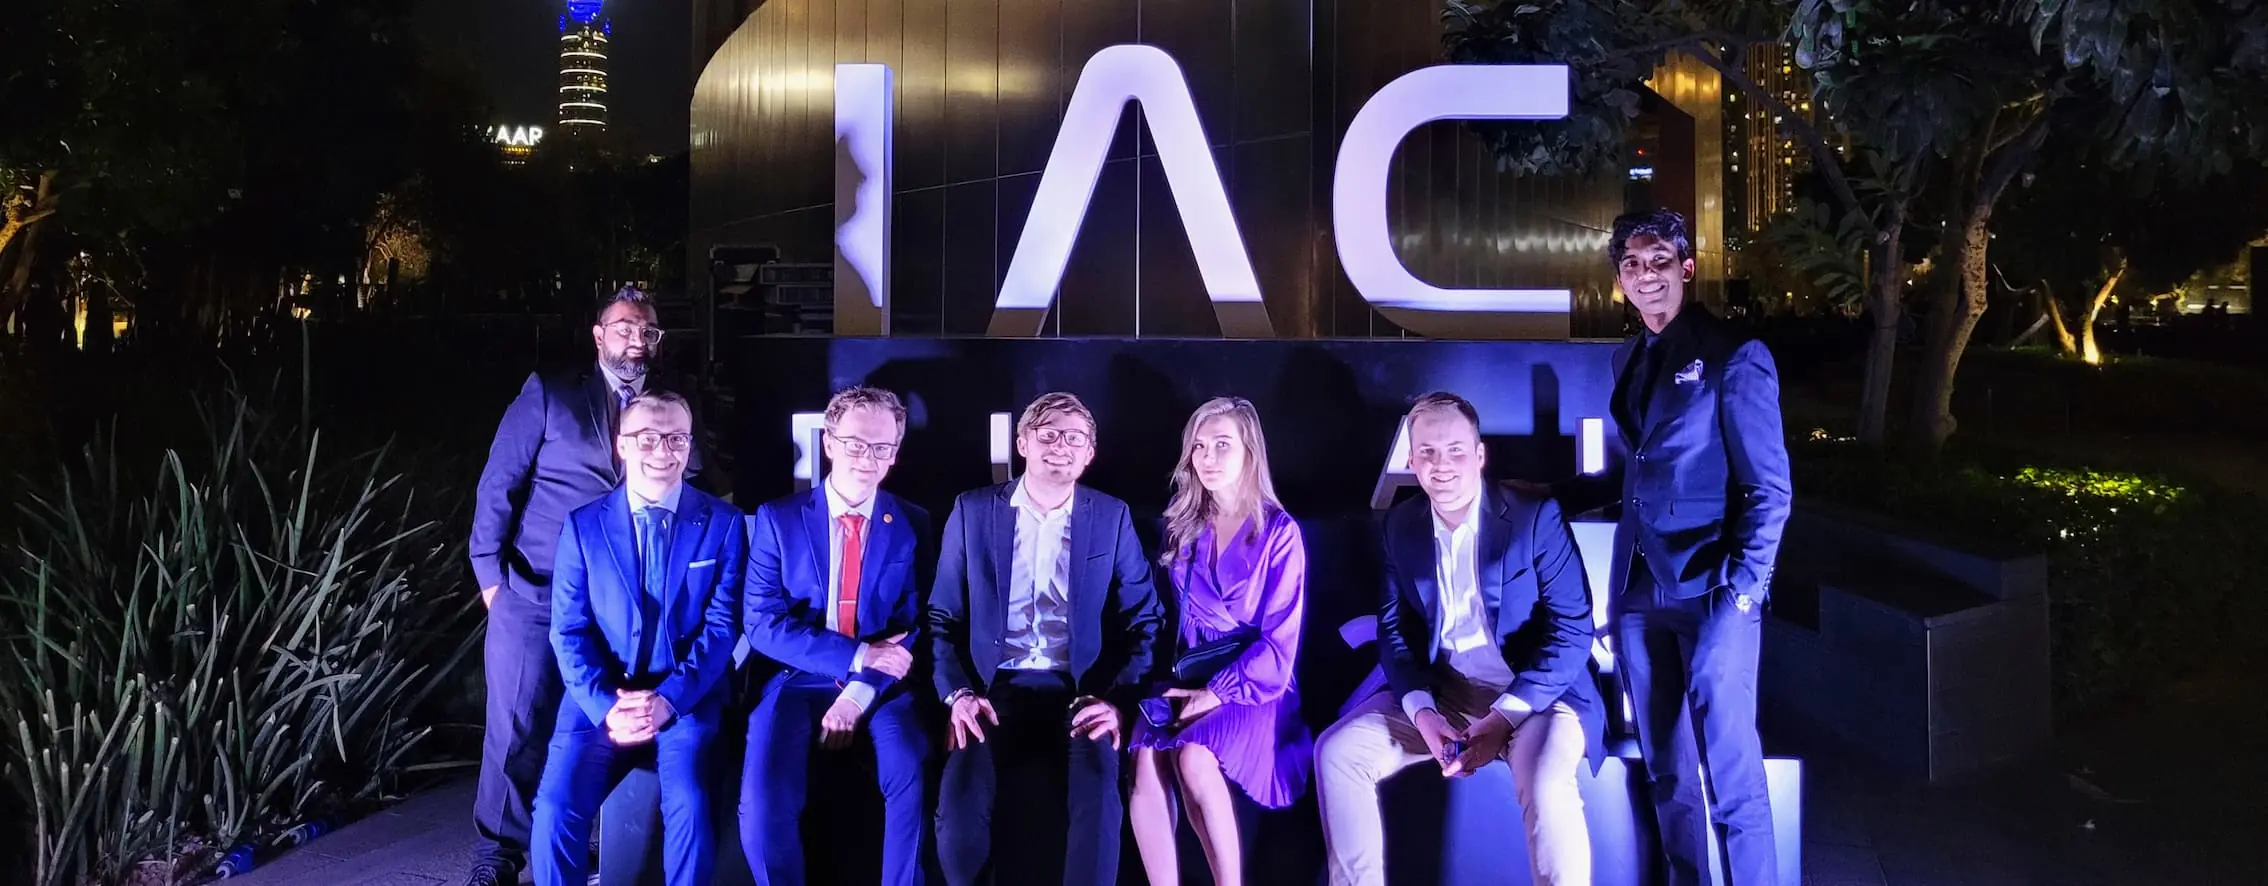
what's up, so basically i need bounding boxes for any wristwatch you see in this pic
[945,688,977,706]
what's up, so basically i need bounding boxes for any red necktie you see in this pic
[835,513,865,636]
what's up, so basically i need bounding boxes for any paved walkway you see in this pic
[224,782,490,886]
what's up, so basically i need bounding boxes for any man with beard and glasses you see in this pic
[465,286,707,886]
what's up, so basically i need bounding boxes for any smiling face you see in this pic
[1188,414,1250,500]
[1616,233,1695,332]
[1407,406,1485,513]
[822,404,901,505]
[1015,410,1096,491]
[616,399,692,495]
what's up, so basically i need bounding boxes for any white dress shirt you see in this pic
[1002,479,1075,672]
[824,479,881,711]
[1400,492,1534,725]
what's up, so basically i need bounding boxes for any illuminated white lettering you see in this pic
[1332,64,1573,340]
[990,45,1270,338]
[834,64,892,335]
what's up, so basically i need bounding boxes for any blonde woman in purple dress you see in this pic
[1128,397,1312,886]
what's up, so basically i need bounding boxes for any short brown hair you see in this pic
[823,385,908,439]
[621,389,692,425]
[1406,391,1480,435]
[1018,391,1096,437]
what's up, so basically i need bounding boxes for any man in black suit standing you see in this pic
[464,286,704,886]
[1536,210,1792,885]
[926,391,1164,886]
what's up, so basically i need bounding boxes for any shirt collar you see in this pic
[598,361,647,396]
[823,477,878,521]
[628,483,683,516]
[1428,491,1483,540]
[1010,478,1076,522]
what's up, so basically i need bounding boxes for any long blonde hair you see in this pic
[1161,397,1282,567]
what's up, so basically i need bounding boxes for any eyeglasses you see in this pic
[605,322,666,346]
[620,431,693,452]
[1028,428,1092,449]
[829,434,900,462]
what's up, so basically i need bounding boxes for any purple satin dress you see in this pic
[1130,507,1313,809]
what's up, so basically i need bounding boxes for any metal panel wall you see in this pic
[690,0,1712,339]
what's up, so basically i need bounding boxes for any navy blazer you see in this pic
[926,482,1165,709]
[743,487,933,697]
[1559,307,1792,604]
[550,485,746,729]
[1378,484,1605,765]
[470,365,706,605]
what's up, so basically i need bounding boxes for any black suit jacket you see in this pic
[1557,306,1792,604]
[470,364,707,605]
[925,481,1164,709]
[1378,484,1605,766]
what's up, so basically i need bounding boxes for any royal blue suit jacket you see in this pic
[926,482,1164,710]
[550,485,746,729]
[743,487,933,698]
[1557,307,1792,604]
[471,365,706,606]
[1378,484,1605,766]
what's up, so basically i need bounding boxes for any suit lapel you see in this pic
[600,488,639,626]
[1402,508,1442,640]
[990,485,1017,613]
[662,492,708,627]
[1478,489,1513,630]
[801,487,832,606]
[584,370,619,484]
[1068,487,1099,664]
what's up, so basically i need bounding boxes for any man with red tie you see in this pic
[739,385,932,886]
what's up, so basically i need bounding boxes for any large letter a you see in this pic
[990,44,1270,337]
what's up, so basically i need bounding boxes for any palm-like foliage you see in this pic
[0,380,479,886]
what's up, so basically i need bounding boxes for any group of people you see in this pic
[460,208,1793,886]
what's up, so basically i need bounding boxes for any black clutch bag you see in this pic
[1169,626,1260,686]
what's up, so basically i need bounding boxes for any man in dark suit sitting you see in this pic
[739,385,931,886]
[1538,209,1793,886]
[533,390,744,886]
[465,286,705,886]
[1316,392,1603,886]
[927,391,1165,886]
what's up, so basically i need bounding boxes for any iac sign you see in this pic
[831,46,1575,340]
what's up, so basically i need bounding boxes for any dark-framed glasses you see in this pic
[606,322,666,346]
[1030,428,1091,449]
[621,431,693,453]
[830,434,900,462]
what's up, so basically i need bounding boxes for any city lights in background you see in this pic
[558,2,610,132]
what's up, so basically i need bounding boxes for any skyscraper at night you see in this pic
[558,1,610,134]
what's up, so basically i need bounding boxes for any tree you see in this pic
[1444,0,2004,445]
[1994,144,2268,364]
[1805,0,2268,450]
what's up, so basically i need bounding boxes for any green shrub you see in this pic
[0,384,480,886]
[1794,441,2268,718]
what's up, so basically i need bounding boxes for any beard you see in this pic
[603,349,650,380]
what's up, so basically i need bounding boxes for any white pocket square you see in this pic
[1674,359,1704,384]
[689,559,717,568]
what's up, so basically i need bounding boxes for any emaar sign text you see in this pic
[830,44,1573,340]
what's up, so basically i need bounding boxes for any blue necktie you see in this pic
[635,507,670,675]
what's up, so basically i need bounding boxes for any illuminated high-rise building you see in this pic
[558,1,610,135]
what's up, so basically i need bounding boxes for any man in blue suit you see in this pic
[532,390,743,886]
[1537,209,1793,886]
[928,391,1164,886]
[465,287,704,886]
[739,385,931,886]
[1316,392,1603,886]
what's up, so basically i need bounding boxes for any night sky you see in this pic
[417,0,693,156]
